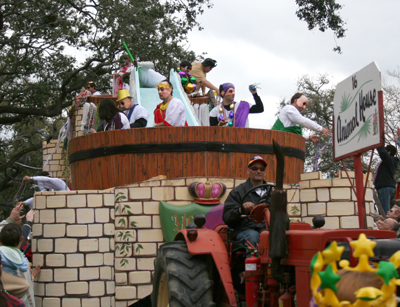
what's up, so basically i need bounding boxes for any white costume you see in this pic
[275,105,323,140]
[124,104,149,127]
[126,61,165,88]
[24,176,70,208]
[155,97,186,127]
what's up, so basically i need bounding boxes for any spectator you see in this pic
[90,98,130,132]
[19,172,70,209]
[0,224,30,300]
[154,80,187,127]
[0,253,26,306]
[374,218,399,233]
[116,89,149,128]
[85,81,102,95]
[374,144,399,214]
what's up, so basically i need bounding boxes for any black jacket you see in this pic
[223,179,271,239]
[374,147,399,189]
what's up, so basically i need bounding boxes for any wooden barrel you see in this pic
[68,127,305,190]
[88,95,117,106]
[189,96,209,105]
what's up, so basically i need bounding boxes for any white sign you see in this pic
[333,62,383,161]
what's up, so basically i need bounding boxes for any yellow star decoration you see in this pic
[322,242,345,272]
[311,252,325,291]
[389,250,400,269]
[350,233,376,258]
[310,233,399,307]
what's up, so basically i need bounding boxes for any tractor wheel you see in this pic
[151,241,216,307]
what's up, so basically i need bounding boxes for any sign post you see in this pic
[333,62,384,229]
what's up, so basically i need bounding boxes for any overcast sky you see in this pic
[186,0,400,129]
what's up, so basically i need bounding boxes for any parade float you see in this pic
[31,62,398,307]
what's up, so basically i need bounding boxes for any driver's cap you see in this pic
[248,156,267,167]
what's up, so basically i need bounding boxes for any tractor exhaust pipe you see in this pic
[269,140,289,284]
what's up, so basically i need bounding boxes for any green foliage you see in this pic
[136,244,144,254]
[0,0,212,205]
[115,242,132,257]
[290,204,300,216]
[117,230,134,242]
[295,0,346,53]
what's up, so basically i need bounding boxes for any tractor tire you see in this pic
[151,241,216,307]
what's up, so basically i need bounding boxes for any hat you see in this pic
[117,89,131,102]
[248,156,267,167]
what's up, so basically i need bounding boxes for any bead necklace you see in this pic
[218,102,235,127]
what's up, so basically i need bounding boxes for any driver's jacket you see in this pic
[223,179,272,239]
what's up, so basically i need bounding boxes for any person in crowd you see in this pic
[85,81,102,95]
[0,224,30,300]
[374,144,399,214]
[0,224,29,277]
[90,98,130,132]
[223,156,272,254]
[374,217,399,233]
[154,80,187,127]
[209,83,263,127]
[117,89,149,128]
[190,58,219,105]
[272,92,331,142]
[0,253,26,306]
[18,172,69,209]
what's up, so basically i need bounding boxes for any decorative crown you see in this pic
[310,233,400,307]
[188,181,226,205]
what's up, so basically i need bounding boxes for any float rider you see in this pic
[117,89,149,128]
[272,92,331,142]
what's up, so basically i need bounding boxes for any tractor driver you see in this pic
[222,156,272,253]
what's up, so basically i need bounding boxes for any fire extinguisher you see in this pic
[245,252,260,307]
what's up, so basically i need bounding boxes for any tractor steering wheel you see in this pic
[240,183,275,227]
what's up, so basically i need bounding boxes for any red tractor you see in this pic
[151,141,398,307]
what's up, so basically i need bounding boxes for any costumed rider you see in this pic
[154,80,187,127]
[177,60,198,97]
[209,83,264,127]
[18,172,70,209]
[117,58,166,89]
[117,89,149,128]
[272,92,331,142]
[86,81,102,95]
[112,54,133,91]
[223,156,272,254]
[190,58,219,106]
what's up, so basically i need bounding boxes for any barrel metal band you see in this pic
[69,142,305,163]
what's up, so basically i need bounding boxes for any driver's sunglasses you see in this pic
[250,166,266,172]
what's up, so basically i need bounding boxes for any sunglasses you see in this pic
[249,166,266,172]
